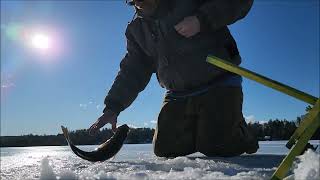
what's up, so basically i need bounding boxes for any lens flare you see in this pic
[31,33,50,50]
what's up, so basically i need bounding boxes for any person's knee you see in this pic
[200,149,244,157]
[154,148,194,158]
[153,139,195,158]
[153,135,172,157]
[197,142,245,157]
[153,147,175,158]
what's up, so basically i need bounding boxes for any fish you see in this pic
[61,124,129,162]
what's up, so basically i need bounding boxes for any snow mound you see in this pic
[40,157,56,180]
[293,149,320,180]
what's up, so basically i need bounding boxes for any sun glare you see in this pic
[31,33,50,50]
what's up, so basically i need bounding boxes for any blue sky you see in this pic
[1,0,319,136]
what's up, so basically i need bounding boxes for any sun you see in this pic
[31,33,50,50]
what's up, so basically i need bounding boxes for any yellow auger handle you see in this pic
[206,55,318,105]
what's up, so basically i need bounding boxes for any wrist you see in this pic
[195,11,210,32]
[104,98,123,115]
[103,108,119,116]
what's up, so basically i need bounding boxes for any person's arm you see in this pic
[89,26,155,134]
[103,27,155,116]
[196,0,254,31]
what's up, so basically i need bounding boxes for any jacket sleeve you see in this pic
[196,0,254,31]
[103,28,155,115]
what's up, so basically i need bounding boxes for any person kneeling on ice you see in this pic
[89,0,259,157]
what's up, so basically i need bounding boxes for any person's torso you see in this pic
[128,0,240,91]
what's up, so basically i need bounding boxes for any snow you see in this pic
[40,157,56,180]
[1,141,319,180]
[293,149,320,180]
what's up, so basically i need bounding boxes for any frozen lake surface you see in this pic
[1,141,319,180]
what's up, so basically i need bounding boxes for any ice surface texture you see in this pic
[1,141,319,180]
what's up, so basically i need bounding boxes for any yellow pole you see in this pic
[206,56,318,105]
[206,55,320,179]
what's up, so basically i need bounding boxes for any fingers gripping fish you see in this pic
[61,124,129,162]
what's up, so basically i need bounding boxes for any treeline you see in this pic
[247,118,320,141]
[1,119,319,147]
[0,128,154,147]
[247,105,319,141]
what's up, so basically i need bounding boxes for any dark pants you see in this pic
[153,87,259,157]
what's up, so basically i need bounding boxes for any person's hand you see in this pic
[174,16,201,38]
[89,109,118,135]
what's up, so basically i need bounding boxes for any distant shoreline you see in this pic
[1,119,320,147]
[0,143,154,148]
[1,140,319,148]
[0,127,155,147]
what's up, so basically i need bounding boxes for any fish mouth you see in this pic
[61,124,129,162]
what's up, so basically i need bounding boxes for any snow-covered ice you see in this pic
[293,149,320,180]
[1,141,319,180]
